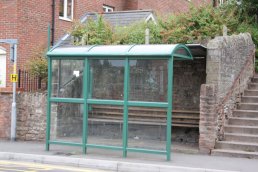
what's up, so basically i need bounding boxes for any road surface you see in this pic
[0,160,108,172]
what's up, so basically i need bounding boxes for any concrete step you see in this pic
[228,117,258,126]
[238,103,258,110]
[241,96,258,103]
[224,133,258,143]
[215,141,258,152]
[211,149,258,159]
[244,90,258,96]
[251,77,258,83]
[233,110,258,118]
[224,125,258,135]
[248,83,258,90]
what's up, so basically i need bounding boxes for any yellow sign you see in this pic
[10,74,18,82]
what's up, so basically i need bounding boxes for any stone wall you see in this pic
[0,93,12,139]
[173,58,206,110]
[199,84,217,153]
[199,33,255,153]
[16,92,47,141]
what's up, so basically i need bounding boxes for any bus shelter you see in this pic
[46,44,193,160]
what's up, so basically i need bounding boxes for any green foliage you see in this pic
[70,16,113,45]
[70,3,257,59]
[26,48,48,80]
[237,23,258,46]
[113,21,162,44]
[160,4,240,44]
[71,15,161,45]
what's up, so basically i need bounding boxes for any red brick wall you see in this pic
[124,0,138,10]
[0,0,18,89]
[16,0,52,71]
[138,0,213,15]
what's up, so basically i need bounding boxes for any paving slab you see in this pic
[0,140,257,172]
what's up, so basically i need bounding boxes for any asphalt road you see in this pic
[0,160,108,172]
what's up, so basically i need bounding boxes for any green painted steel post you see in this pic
[46,58,52,151]
[122,58,129,157]
[57,61,61,97]
[166,57,173,161]
[83,58,89,154]
[47,24,51,51]
[88,65,93,111]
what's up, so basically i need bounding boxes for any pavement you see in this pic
[0,140,257,172]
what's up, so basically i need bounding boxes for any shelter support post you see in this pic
[122,57,129,157]
[83,58,89,154]
[166,57,173,161]
[46,58,52,151]
[88,65,93,111]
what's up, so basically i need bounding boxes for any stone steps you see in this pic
[244,90,258,96]
[224,125,258,135]
[251,77,258,83]
[212,76,258,159]
[248,83,258,90]
[224,133,258,143]
[233,110,258,118]
[228,117,258,126]
[241,96,258,103]
[211,149,258,159]
[238,103,258,110]
[215,141,258,152]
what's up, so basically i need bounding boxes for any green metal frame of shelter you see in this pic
[46,44,193,160]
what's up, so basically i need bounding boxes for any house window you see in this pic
[103,5,114,12]
[0,48,6,88]
[59,0,74,21]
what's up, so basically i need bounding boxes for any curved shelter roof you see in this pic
[47,44,193,60]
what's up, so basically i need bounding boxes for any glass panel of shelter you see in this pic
[90,59,124,100]
[87,59,124,147]
[50,59,84,145]
[50,102,83,143]
[128,59,168,151]
[51,59,84,98]
[129,59,168,102]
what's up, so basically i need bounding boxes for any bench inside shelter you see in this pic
[89,105,199,128]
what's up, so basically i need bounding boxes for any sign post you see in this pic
[0,39,18,141]
[11,43,17,141]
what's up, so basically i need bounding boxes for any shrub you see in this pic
[113,21,162,44]
[70,16,113,45]
[69,3,257,59]
[26,48,48,81]
[159,4,240,44]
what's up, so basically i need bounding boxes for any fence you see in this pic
[18,69,47,92]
